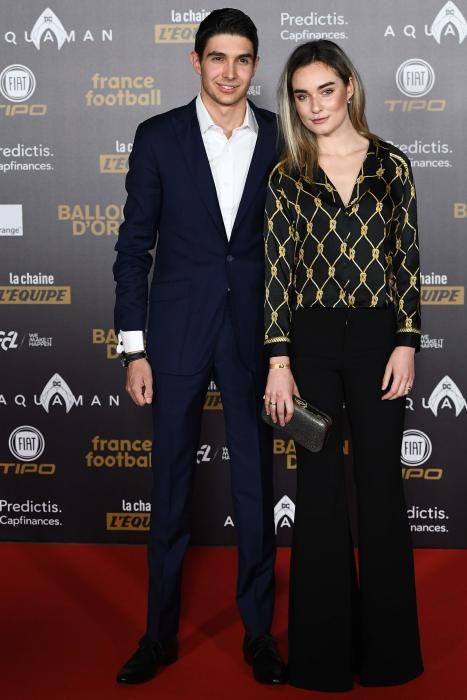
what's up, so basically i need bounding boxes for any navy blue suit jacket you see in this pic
[114,98,278,374]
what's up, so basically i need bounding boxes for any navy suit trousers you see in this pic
[146,309,275,642]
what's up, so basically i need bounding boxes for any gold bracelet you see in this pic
[269,363,290,369]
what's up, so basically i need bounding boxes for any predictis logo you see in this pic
[279,11,349,43]
[0,143,54,174]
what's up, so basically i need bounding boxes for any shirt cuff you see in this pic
[265,340,290,357]
[118,330,145,354]
[395,331,421,352]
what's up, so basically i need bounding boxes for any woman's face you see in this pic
[291,61,353,138]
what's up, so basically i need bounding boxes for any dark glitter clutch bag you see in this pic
[262,395,333,453]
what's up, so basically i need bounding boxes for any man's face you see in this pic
[191,33,258,108]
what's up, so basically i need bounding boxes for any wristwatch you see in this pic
[120,350,148,367]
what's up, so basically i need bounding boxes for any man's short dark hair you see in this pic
[194,8,258,59]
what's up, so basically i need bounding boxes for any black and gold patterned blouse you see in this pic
[264,138,421,355]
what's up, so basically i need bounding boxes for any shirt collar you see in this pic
[304,139,383,209]
[196,93,258,135]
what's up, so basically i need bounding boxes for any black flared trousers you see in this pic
[288,307,423,692]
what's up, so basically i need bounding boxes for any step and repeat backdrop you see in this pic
[1,0,466,547]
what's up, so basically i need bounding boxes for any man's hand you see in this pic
[125,359,153,406]
[381,346,415,400]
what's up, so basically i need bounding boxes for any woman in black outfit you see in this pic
[263,40,423,692]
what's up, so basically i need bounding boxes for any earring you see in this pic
[347,97,351,104]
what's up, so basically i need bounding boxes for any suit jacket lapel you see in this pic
[231,107,275,236]
[172,99,227,240]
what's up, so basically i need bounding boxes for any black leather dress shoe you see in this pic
[116,636,178,684]
[243,634,287,684]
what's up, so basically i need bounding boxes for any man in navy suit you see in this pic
[113,8,284,686]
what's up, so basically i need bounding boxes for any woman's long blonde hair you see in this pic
[278,40,376,176]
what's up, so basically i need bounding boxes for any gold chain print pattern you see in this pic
[264,140,421,352]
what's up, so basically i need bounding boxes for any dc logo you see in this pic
[274,495,295,533]
[423,376,467,416]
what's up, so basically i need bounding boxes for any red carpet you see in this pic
[1,545,466,700]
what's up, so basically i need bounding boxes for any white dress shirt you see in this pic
[195,93,258,238]
[119,94,258,355]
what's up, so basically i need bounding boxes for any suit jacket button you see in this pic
[226,255,234,262]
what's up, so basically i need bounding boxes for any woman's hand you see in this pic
[264,356,300,426]
[381,346,415,400]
